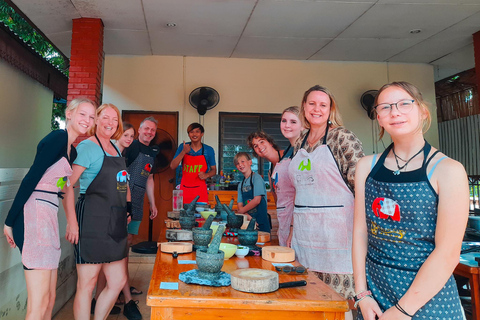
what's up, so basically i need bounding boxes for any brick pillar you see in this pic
[67,18,104,144]
[474,31,480,94]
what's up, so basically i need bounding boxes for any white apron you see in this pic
[272,147,295,246]
[288,128,354,274]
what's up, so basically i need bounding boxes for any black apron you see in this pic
[78,136,129,263]
[127,144,155,221]
[240,172,271,233]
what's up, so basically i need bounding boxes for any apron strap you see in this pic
[95,134,122,157]
[240,172,256,195]
[299,125,330,150]
[368,143,394,178]
[280,145,292,161]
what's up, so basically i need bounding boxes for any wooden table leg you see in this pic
[471,274,480,320]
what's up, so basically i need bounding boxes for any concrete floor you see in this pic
[53,250,156,320]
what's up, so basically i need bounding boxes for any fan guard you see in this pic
[150,128,175,173]
[189,87,220,115]
[360,90,378,120]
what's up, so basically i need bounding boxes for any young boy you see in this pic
[234,152,271,233]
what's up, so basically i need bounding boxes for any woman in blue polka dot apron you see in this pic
[353,82,469,319]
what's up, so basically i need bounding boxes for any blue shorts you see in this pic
[128,220,142,235]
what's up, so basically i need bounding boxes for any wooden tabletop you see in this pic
[147,244,349,313]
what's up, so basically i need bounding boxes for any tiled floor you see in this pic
[53,250,156,320]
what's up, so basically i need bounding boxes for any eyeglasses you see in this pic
[275,265,307,274]
[374,99,415,117]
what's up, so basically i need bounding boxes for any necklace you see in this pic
[392,145,424,175]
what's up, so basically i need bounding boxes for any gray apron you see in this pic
[127,149,154,221]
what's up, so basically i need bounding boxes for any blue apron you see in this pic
[240,172,270,233]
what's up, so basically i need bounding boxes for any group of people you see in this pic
[4,101,159,320]
[3,81,470,320]
[243,82,469,320]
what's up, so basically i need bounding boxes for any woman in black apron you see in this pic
[63,104,131,320]
[353,82,469,319]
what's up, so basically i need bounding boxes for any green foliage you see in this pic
[51,102,66,130]
[0,0,68,75]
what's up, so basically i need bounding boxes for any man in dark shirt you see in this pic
[121,116,159,319]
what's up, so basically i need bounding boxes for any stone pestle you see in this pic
[196,224,226,280]
[183,195,200,212]
[223,204,243,229]
[246,218,256,231]
[207,225,226,254]
[192,215,214,251]
[202,215,215,230]
[238,218,258,247]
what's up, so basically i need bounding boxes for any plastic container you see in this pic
[173,190,183,211]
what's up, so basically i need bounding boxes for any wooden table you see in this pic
[454,248,480,320]
[147,246,349,320]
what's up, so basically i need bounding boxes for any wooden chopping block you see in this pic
[165,229,193,241]
[262,246,295,262]
[167,211,180,220]
[258,231,270,243]
[230,268,279,293]
[159,242,192,253]
[165,219,181,229]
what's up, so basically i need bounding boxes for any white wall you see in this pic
[103,55,438,158]
[0,60,77,318]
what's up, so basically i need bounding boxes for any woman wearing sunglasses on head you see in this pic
[352,82,469,319]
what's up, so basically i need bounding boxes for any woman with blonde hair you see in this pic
[352,82,468,319]
[63,103,131,320]
[3,98,96,320]
[288,85,364,319]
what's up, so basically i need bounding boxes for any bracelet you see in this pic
[353,294,373,309]
[395,302,413,318]
[353,290,373,309]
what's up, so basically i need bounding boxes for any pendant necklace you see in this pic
[392,145,424,175]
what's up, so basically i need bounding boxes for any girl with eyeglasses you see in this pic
[352,82,468,319]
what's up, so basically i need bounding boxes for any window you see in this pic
[219,112,290,184]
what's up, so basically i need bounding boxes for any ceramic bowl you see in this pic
[210,223,219,235]
[201,211,216,220]
[235,246,249,258]
[219,243,237,260]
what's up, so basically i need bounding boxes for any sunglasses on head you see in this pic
[275,265,307,274]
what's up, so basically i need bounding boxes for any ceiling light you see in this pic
[409,29,422,34]
[166,23,177,28]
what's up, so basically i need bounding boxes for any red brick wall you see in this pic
[67,18,104,145]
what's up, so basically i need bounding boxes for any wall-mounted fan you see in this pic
[189,86,220,115]
[151,128,175,173]
[360,90,378,120]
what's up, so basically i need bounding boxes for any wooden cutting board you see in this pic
[258,231,270,243]
[159,242,193,253]
[166,229,193,241]
[262,246,295,262]
[230,268,279,293]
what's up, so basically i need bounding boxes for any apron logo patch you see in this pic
[372,197,401,221]
[144,163,152,173]
[116,170,128,192]
[298,159,311,171]
[370,221,406,242]
[56,176,68,189]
